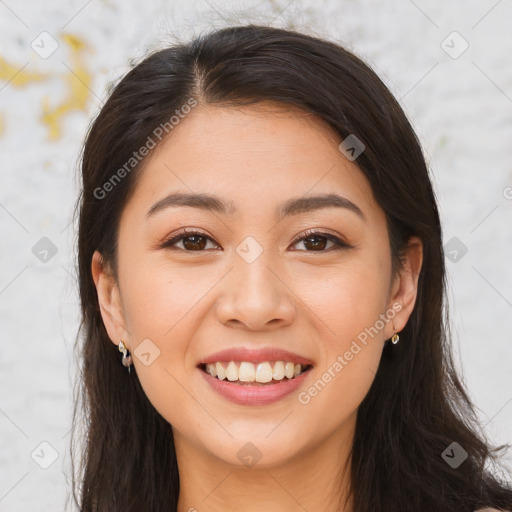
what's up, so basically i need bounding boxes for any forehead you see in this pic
[125,102,378,219]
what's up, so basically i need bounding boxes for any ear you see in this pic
[91,250,129,348]
[384,236,423,339]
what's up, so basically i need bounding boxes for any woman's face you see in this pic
[93,102,421,469]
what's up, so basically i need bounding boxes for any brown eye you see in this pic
[301,235,330,251]
[290,230,351,252]
[181,234,208,251]
[161,230,219,251]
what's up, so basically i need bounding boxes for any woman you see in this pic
[71,24,512,511]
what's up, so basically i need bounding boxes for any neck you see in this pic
[174,417,355,512]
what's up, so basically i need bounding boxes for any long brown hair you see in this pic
[71,24,512,511]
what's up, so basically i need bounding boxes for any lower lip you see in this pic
[198,367,313,406]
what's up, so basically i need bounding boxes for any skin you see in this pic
[92,102,423,512]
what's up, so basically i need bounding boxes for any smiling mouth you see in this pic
[198,361,313,386]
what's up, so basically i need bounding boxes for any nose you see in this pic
[214,249,296,331]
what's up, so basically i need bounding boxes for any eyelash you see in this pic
[160,228,352,253]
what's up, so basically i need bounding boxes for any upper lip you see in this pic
[198,347,314,366]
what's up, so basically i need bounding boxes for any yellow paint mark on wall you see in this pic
[42,34,91,140]
[0,33,92,141]
[0,57,47,85]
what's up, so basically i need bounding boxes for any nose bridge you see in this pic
[215,235,295,329]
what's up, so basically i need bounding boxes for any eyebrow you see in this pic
[146,192,366,222]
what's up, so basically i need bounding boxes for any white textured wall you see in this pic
[1,1,511,510]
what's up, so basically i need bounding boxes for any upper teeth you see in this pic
[205,361,307,383]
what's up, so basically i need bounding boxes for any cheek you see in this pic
[296,264,389,421]
[116,250,224,401]
[302,253,391,344]
[299,250,390,399]
[321,279,387,376]
[116,257,204,427]
[119,252,208,341]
